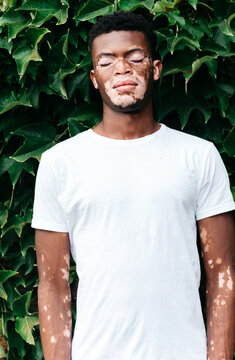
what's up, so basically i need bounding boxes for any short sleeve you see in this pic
[195,144,235,220]
[31,153,68,232]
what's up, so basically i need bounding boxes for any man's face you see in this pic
[90,31,162,113]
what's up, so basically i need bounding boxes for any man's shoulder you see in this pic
[163,124,214,153]
[41,129,91,162]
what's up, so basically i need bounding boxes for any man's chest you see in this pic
[57,149,196,222]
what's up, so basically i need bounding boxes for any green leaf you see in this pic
[155,10,185,27]
[15,314,39,345]
[0,156,34,188]
[68,120,87,137]
[0,284,7,300]
[49,67,75,99]
[32,338,44,360]
[206,58,217,78]
[213,28,231,49]
[0,270,18,299]
[187,0,198,10]
[0,312,14,338]
[13,291,32,316]
[0,89,32,115]
[0,344,7,358]
[5,278,25,310]
[74,0,114,23]
[0,270,18,283]
[0,9,31,41]
[8,326,26,358]
[0,0,15,12]
[20,234,35,257]
[17,0,69,26]
[119,0,154,11]
[226,100,235,126]
[184,55,218,83]
[1,211,32,237]
[0,203,8,228]
[10,123,56,162]
[152,0,180,13]
[47,32,76,98]
[77,53,92,70]
[67,70,90,101]
[158,85,211,128]
[168,34,200,54]
[210,15,235,37]
[223,127,235,157]
[201,39,234,57]
[0,34,13,53]
[13,27,50,77]
[161,50,195,77]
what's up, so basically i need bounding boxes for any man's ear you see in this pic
[153,60,163,81]
[90,70,98,89]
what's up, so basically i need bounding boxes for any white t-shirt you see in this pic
[32,124,235,360]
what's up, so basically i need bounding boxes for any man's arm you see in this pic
[198,213,235,360]
[35,229,72,360]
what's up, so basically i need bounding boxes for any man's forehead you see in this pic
[91,30,150,57]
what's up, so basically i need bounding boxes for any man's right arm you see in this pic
[35,229,72,360]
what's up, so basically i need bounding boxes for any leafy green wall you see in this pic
[0,0,234,358]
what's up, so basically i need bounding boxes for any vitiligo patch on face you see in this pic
[104,71,148,108]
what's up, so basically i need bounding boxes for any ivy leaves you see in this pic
[0,0,234,358]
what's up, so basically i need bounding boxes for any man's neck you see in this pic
[93,100,160,140]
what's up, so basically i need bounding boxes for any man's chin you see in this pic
[112,99,145,113]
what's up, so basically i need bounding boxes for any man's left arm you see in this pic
[198,212,235,360]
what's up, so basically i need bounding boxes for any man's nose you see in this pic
[114,58,132,75]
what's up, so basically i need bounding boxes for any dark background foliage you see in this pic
[0,0,234,358]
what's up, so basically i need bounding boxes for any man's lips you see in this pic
[113,80,138,90]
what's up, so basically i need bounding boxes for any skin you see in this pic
[198,213,235,360]
[35,230,71,360]
[90,31,162,139]
[35,30,235,359]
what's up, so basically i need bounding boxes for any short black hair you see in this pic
[88,11,157,59]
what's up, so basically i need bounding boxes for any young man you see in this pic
[32,11,235,360]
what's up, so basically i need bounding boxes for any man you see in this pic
[32,11,235,360]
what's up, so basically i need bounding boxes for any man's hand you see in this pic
[35,229,72,360]
[198,212,235,360]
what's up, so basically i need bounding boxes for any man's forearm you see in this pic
[38,281,72,360]
[206,275,235,360]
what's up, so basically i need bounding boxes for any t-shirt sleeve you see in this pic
[195,143,235,220]
[31,153,68,232]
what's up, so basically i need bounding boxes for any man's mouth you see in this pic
[113,80,138,92]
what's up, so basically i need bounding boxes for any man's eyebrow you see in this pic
[126,48,145,55]
[96,52,114,58]
[96,48,145,58]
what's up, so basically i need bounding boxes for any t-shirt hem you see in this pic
[196,202,235,220]
[31,219,68,232]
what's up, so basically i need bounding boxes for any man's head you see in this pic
[89,11,162,113]
[88,11,158,60]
